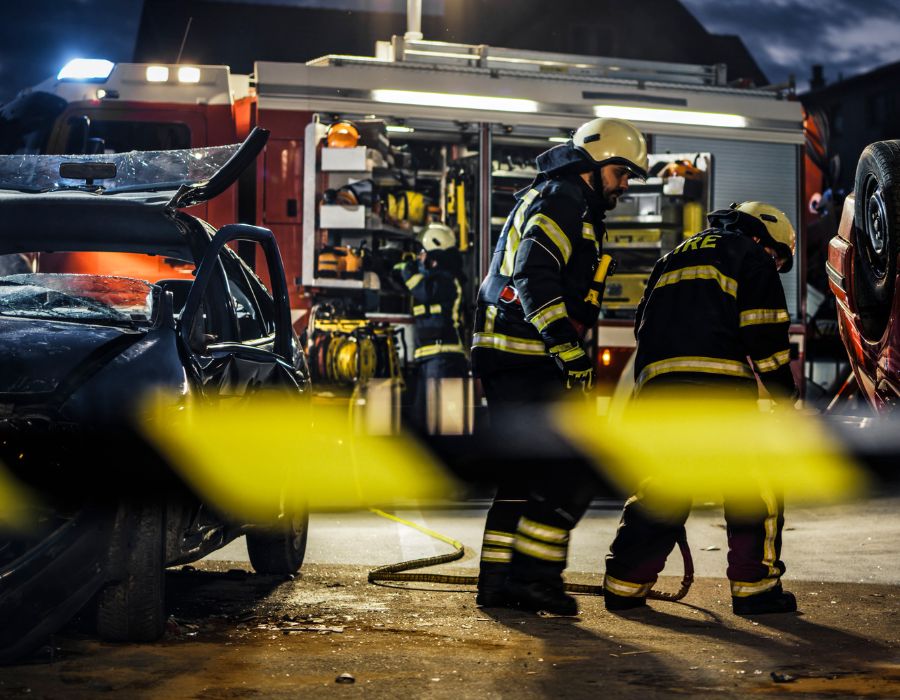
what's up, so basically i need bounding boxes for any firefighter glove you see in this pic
[552,342,594,391]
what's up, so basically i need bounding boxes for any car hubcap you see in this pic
[866,183,889,273]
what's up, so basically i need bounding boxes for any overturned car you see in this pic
[828,140,900,410]
[0,129,311,661]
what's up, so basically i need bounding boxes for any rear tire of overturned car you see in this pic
[246,512,309,576]
[96,502,166,642]
[853,139,900,340]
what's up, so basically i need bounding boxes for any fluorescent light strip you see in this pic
[373,89,538,113]
[548,136,569,143]
[593,105,747,128]
[386,125,415,133]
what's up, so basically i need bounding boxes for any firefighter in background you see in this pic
[604,202,798,615]
[471,118,648,615]
[397,223,468,429]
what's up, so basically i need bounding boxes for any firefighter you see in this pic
[603,201,799,615]
[397,223,468,430]
[472,118,648,614]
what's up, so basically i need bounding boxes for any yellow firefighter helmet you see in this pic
[572,118,649,180]
[735,201,796,272]
[421,222,457,251]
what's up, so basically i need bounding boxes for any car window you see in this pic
[0,272,153,325]
[221,246,275,342]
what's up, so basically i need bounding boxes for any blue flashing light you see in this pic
[57,58,115,82]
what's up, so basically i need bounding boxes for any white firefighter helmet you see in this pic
[735,201,796,272]
[572,118,649,180]
[421,222,457,251]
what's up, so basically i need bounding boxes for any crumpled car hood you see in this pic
[0,316,142,396]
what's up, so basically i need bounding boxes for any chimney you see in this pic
[810,64,826,91]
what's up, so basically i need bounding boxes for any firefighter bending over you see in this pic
[604,201,799,615]
[398,223,468,430]
[472,118,648,615]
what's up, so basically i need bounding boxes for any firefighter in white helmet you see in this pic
[604,201,799,615]
[396,222,468,430]
[471,117,648,615]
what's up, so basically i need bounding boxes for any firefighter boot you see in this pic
[476,566,518,609]
[732,585,797,615]
[504,578,578,616]
[604,591,647,612]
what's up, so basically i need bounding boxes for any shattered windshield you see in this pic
[0,273,154,325]
[0,144,240,194]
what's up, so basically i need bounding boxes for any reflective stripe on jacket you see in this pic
[472,173,606,377]
[634,229,795,397]
[400,261,466,359]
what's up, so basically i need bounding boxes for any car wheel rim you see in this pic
[865,179,889,275]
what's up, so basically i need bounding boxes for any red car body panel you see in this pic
[827,193,900,410]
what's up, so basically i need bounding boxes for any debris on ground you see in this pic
[335,673,355,684]
[771,672,797,683]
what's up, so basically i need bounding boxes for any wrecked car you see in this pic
[828,140,900,410]
[0,128,311,661]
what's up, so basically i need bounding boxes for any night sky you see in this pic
[2,0,900,103]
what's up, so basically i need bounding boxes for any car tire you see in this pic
[246,512,309,575]
[853,139,900,340]
[96,502,166,642]
[0,507,115,664]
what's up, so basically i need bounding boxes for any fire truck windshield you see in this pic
[0,144,240,194]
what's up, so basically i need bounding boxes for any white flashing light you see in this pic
[178,66,201,83]
[146,66,170,83]
[96,89,107,99]
[373,89,538,113]
[386,125,415,133]
[593,105,747,128]
[57,58,114,81]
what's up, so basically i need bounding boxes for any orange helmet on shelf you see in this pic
[326,120,360,149]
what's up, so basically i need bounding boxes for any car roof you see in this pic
[0,189,194,259]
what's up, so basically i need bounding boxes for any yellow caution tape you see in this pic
[141,392,455,523]
[555,391,866,517]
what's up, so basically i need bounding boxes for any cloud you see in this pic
[681,0,900,87]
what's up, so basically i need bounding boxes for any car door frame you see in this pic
[180,223,293,366]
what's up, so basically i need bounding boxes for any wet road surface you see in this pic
[2,497,900,698]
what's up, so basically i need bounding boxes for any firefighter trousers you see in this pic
[605,477,787,600]
[478,360,598,591]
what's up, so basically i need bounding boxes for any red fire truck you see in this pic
[0,38,810,396]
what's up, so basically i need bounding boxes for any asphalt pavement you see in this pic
[210,495,900,586]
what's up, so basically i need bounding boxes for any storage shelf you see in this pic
[492,169,537,180]
[309,277,368,290]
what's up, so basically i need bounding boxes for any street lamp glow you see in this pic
[146,66,170,82]
[593,105,747,128]
[57,59,115,81]
[373,89,538,113]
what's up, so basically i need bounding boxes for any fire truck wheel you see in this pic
[96,502,166,642]
[246,512,309,576]
[853,139,900,340]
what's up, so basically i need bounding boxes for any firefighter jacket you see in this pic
[399,261,466,360]
[634,227,796,398]
[471,143,607,376]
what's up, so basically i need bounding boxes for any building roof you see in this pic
[135,0,769,86]
[802,59,900,101]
